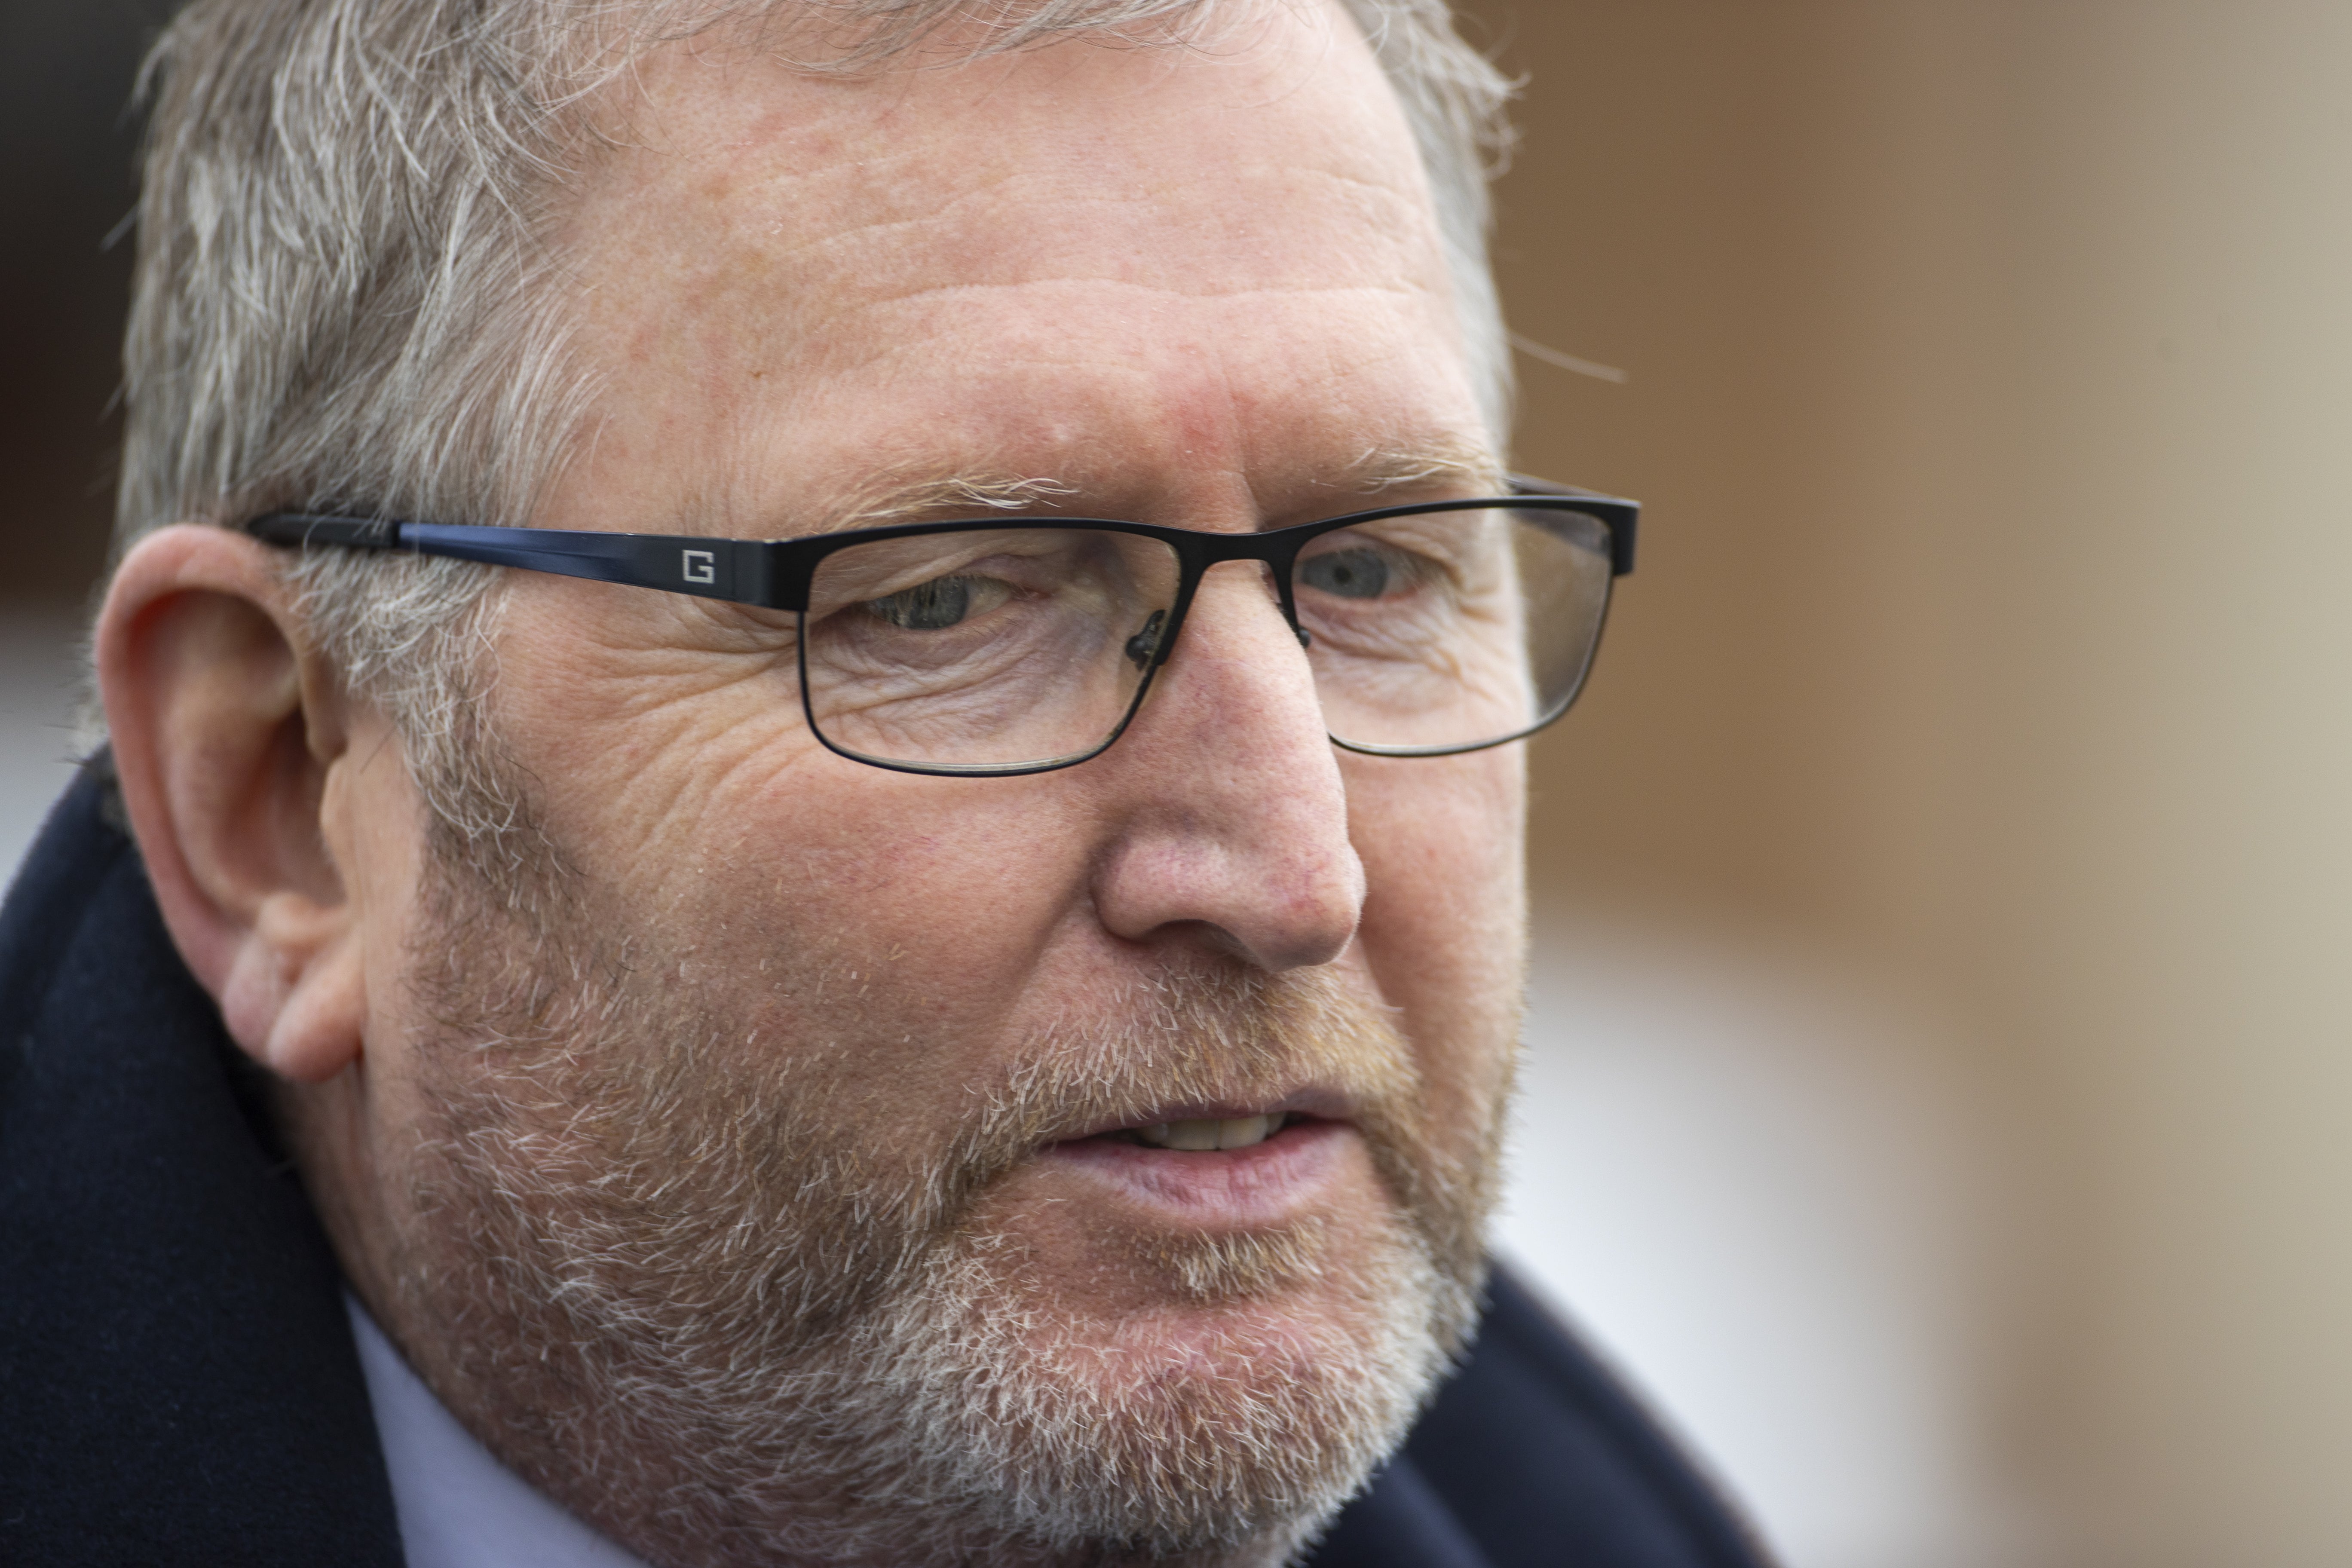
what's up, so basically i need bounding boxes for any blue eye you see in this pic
[1299,547,1392,599]
[867,576,978,629]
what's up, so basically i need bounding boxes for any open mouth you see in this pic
[1098,1113,1305,1152]
[1042,1109,1353,1214]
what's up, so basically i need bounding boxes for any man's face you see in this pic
[315,5,1526,1562]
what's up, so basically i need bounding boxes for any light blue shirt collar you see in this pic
[346,1295,655,1568]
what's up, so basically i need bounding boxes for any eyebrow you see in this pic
[819,440,1508,534]
[836,472,1082,527]
[1338,441,1510,497]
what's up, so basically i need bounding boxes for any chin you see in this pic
[790,1196,1467,1565]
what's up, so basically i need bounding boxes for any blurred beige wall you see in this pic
[1476,3,2352,1563]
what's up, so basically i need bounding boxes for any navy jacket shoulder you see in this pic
[0,762,1771,1568]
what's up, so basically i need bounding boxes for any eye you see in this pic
[1298,546,1392,600]
[862,574,1006,630]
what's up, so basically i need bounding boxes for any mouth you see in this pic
[1055,1090,1352,1158]
[1037,1095,1359,1216]
[1099,1113,1303,1152]
[1018,1084,1372,1231]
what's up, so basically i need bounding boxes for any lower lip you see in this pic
[1038,1118,1357,1221]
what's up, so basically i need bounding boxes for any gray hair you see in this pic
[113,0,1513,824]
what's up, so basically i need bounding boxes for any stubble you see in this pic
[344,766,1507,1568]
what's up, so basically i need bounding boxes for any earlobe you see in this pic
[95,524,366,1082]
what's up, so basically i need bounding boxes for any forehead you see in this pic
[551,1,1488,534]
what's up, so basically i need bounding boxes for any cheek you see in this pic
[508,645,1119,1106]
[1345,749,1526,1137]
[1348,746,1525,971]
[664,773,1084,1014]
[641,783,1150,1145]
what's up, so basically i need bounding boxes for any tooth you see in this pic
[1135,1119,1222,1150]
[1133,1115,1282,1151]
[1163,1119,1222,1151]
[1217,1115,1275,1150]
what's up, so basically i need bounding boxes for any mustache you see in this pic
[935,963,1425,1202]
[439,957,1455,1337]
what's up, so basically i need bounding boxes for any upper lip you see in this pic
[1057,1087,1358,1144]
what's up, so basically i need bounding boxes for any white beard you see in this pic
[348,818,1501,1568]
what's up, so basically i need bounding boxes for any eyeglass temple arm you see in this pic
[245,513,807,609]
[250,480,1637,597]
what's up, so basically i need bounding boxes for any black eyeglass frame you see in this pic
[248,475,1638,778]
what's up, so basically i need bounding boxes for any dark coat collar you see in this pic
[0,758,404,1563]
[0,760,1769,1568]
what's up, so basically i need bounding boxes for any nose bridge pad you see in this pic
[1145,559,1310,684]
[1124,608,1167,672]
[1224,556,1308,648]
[1236,556,1311,651]
[1268,559,1310,648]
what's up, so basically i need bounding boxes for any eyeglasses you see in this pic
[246,476,1637,777]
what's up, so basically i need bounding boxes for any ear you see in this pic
[95,524,364,1083]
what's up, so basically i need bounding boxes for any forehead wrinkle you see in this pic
[553,4,1477,549]
[624,86,1436,321]
[789,279,1437,371]
[690,273,1484,539]
[681,184,1437,346]
[775,166,1434,290]
[822,157,1427,236]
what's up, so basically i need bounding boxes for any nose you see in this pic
[1086,563,1365,971]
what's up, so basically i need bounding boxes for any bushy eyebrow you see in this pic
[1338,439,1508,496]
[836,472,1083,527]
[819,440,1506,533]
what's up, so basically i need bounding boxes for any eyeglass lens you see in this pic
[799,504,1615,772]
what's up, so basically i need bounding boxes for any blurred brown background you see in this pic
[1473,5,2352,1566]
[0,0,157,605]
[13,3,2352,1565]
[0,0,163,876]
